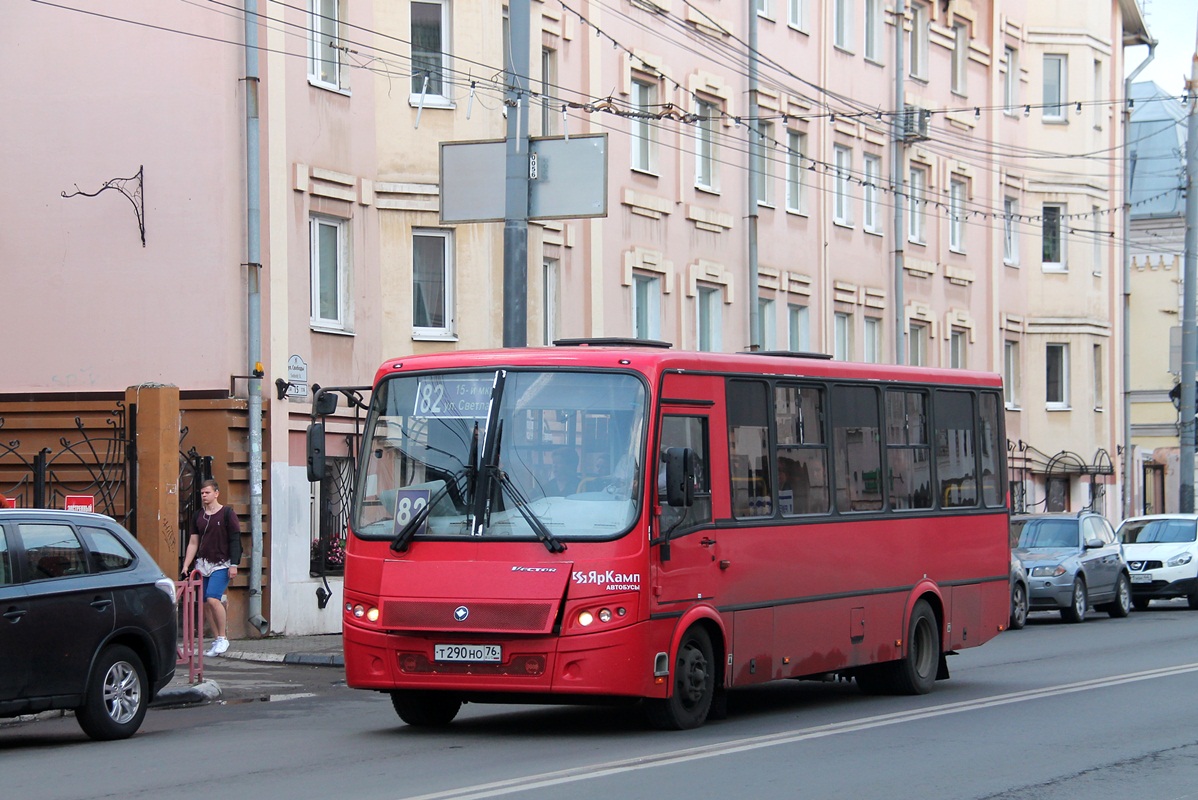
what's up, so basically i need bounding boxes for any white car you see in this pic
[1116,514,1198,611]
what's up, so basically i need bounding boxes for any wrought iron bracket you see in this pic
[61,165,146,247]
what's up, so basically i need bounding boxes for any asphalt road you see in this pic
[5,601,1198,800]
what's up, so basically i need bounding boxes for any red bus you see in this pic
[308,340,1010,729]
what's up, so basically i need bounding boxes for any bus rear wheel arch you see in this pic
[645,624,718,730]
[854,598,941,696]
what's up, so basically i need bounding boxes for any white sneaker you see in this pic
[205,637,229,657]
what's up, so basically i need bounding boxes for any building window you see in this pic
[1092,204,1103,275]
[786,131,807,214]
[833,0,852,50]
[1046,343,1069,408]
[543,259,559,345]
[754,120,775,207]
[1093,343,1104,410]
[1043,54,1067,121]
[910,2,929,80]
[758,297,777,350]
[1003,196,1019,265]
[697,286,722,351]
[863,154,882,233]
[951,22,968,95]
[633,273,661,341]
[1004,46,1018,113]
[540,48,557,136]
[310,216,347,330]
[695,99,718,191]
[1042,203,1065,270]
[1093,59,1103,129]
[631,79,658,173]
[413,230,454,338]
[908,166,926,244]
[864,317,882,363]
[908,321,928,366]
[754,0,771,17]
[949,178,966,252]
[788,0,808,31]
[1004,340,1020,408]
[309,0,342,90]
[949,328,967,369]
[834,311,852,360]
[864,0,883,61]
[411,1,450,101]
[833,144,852,225]
[788,304,810,351]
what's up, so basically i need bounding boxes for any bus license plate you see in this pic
[434,644,502,663]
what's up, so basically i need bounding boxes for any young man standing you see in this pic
[182,479,242,656]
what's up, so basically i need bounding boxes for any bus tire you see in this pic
[645,626,715,730]
[891,600,940,695]
[853,664,894,695]
[390,690,462,727]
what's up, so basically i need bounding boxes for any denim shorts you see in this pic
[202,567,231,602]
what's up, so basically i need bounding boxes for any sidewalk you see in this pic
[153,633,345,709]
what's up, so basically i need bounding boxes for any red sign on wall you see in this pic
[65,495,95,513]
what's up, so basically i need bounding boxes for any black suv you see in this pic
[0,510,177,739]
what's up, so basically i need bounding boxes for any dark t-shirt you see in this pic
[191,505,243,566]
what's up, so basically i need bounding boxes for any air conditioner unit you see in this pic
[901,105,930,142]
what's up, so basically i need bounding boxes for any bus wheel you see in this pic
[891,600,940,695]
[390,691,462,727]
[646,626,715,730]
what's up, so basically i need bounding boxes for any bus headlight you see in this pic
[577,610,595,627]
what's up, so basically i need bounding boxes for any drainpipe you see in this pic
[748,3,759,351]
[244,0,268,635]
[1122,41,1155,519]
[892,0,907,364]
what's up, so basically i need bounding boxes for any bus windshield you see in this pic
[352,369,647,543]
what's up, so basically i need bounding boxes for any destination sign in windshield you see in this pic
[413,376,493,418]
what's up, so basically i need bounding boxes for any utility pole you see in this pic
[748,4,760,351]
[892,0,907,364]
[503,0,531,347]
[1182,30,1198,512]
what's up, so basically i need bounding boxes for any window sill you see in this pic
[695,184,721,197]
[785,206,808,218]
[311,324,355,337]
[833,218,854,230]
[408,96,454,109]
[949,246,966,256]
[908,237,926,247]
[1004,259,1021,268]
[308,79,351,98]
[1042,264,1067,274]
[412,332,459,342]
[864,226,884,237]
[631,166,660,178]
[1006,403,1021,412]
[1046,404,1071,412]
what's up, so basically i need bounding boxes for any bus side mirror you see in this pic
[313,390,339,417]
[664,447,696,508]
[307,422,326,483]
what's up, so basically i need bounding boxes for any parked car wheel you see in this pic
[1061,578,1088,623]
[1106,573,1131,618]
[75,645,148,741]
[1010,579,1028,630]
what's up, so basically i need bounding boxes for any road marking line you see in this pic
[397,661,1198,800]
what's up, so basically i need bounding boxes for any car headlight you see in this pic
[1166,552,1194,568]
[1030,565,1067,577]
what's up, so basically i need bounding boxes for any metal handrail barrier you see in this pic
[176,571,204,683]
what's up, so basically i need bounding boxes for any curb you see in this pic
[220,650,344,668]
[150,679,222,709]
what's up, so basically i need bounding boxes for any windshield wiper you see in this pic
[492,465,566,553]
[390,471,467,553]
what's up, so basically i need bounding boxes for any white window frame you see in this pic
[949,178,966,252]
[631,78,658,174]
[412,229,455,339]
[788,0,808,32]
[755,120,775,207]
[786,131,807,214]
[543,258,559,345]
[1004,340,1021,408]
[1004,47,1018,113]
[833,0,852,50]
[1042,203,1066,271]
[951,22,968,95]
[908,166,926,244]
[758,297,777,350]
[754,0,772,19]
[864,317,882,363]
[834,311,852,360]
[695,99,719,191]
[310,215,348,331]
[1091,204,1103,276]
[697,285,723,352]
[863,154,882,233]
[1093,343,1104,411]
[1003,196,1019,265]
[788,304,810,351]
[908,321,928,367]
[540,47,557,136]
[833,144,852,226]
[910,3,929,80]
[1046,342,1070,409]
[410,0,452,106]
[1043,54,1067,121]
[633,273,662,341]
[864,0,883,62]
[949,328,967,369]
[309,0,344,91]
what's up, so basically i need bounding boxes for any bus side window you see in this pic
[727,381,772,518]
[658,415,712,531]
[774,384,829,515]
[935,390,978,508]
[830,385,884,512]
